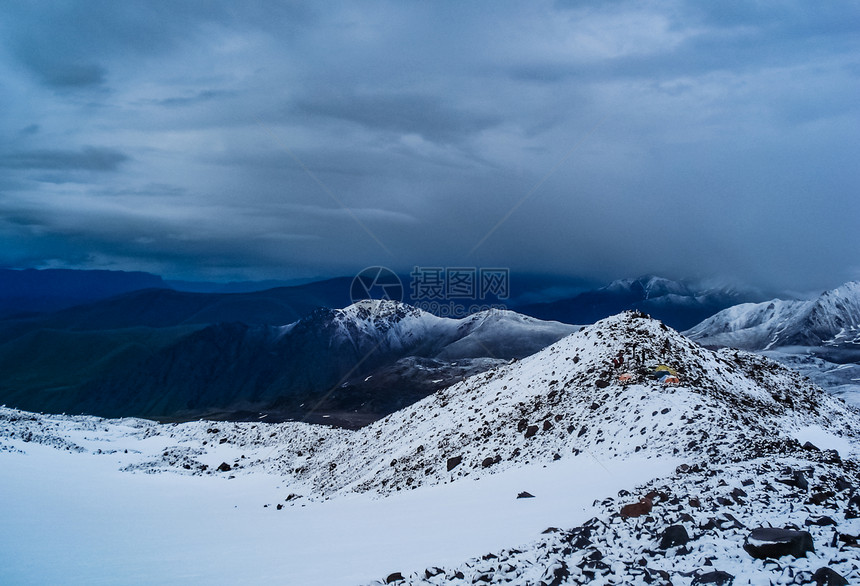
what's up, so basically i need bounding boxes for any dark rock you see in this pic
[802,441,819,451]
[517,419,528,433]
[793,470,809,491]
[525,425,539,438]
[689,498,701,508]
[216,462,231,472]
[743,528,814,559]
[543,561,570,586]
[812,567,848,586]
[692,570,734,585]
[385,572,404,584]
[517,491,535,499]
[446,456,462,471]
[659,525,690,549]
[808,491,835,506]
[805,516,837,527]
[542,420,553,431]
[845,494,860,519]
[595,379,610,388]
[834,477,853,492]
[481,456,498,468]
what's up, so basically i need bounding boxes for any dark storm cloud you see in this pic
[18,54,106,88]
[0,0,858,290]
[0,147,129,172]
[295,92,501,144]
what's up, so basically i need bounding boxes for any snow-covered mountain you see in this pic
[2,311,859,584]
[300,311,857,498]
[74,300,578,423]
[685,281,860,350]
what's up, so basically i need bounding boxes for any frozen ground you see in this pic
[0,414,676,586]
[2,312,860,585]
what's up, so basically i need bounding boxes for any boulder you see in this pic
[517,491,535,499]
[692,570,734,585]
[812,567,848,586]
[659,525,690,549]
[216,462,231,472]
[385,572,404,584]
[792,469,809,491]
[743,528,814,559]
[446,456,462,472]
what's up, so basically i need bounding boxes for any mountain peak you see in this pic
[303,310,855,497]
[687,280,860,349]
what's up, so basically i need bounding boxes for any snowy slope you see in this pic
[302,311,858,499]
[322,300,579,361]
[686,281,860,350]
[2,311,860,585]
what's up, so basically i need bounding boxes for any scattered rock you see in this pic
[524,425,539,438]
[743,528,814,559]
[792,469,809,491]
[812,567,848,586]
[834,477,853,492]
[805,516,837,527]
[693,570,734,585]
[659,525,690,549]
[481,456,498,468]
[845,495,860,519]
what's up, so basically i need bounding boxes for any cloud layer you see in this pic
[1,0,858,289]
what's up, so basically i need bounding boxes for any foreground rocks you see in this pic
[743,527,814,559]
[369,449,860,585]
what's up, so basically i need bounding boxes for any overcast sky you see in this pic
[1,1,858,290]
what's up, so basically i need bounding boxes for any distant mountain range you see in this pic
[0,268,167,317]
[0,268,776,424]
[686,281,860,350]
[1,300,577,425]
[685,281,860,407]
[517,275,758,330]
